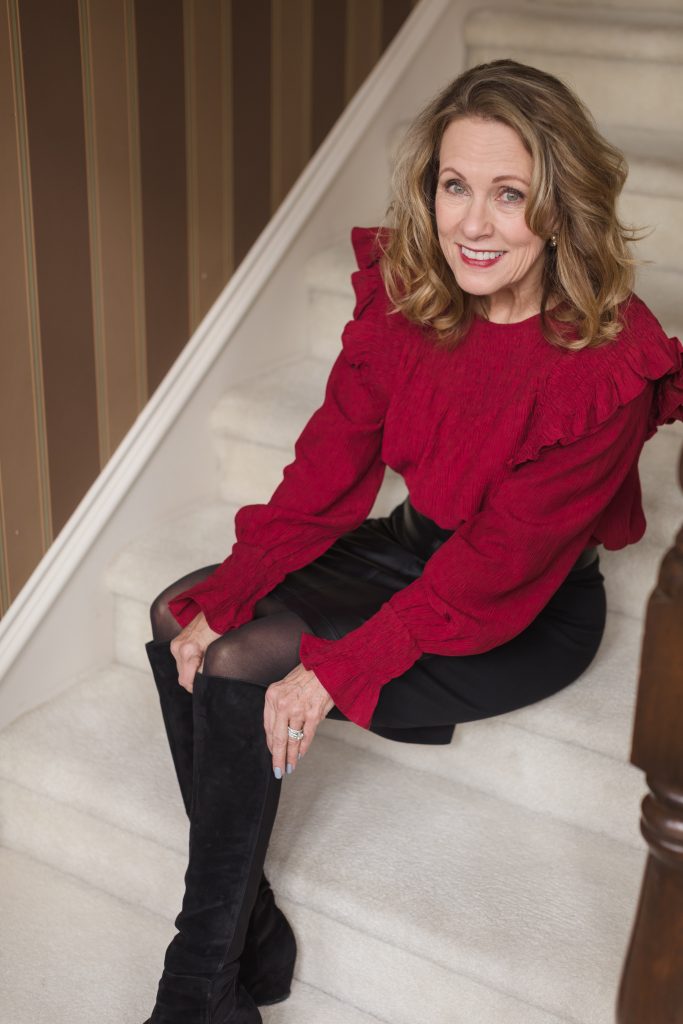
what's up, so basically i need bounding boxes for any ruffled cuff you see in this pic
[299,601,422,729]
[167,542,281,634]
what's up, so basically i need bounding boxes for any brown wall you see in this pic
[0,0,416,618]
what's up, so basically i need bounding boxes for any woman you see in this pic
[142,59,683,1023]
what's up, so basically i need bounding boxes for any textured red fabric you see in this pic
[168,226,683,729]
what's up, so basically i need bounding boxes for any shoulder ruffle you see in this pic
[340,226,399,406]
[509,294,683,469]
[347,225,391,319]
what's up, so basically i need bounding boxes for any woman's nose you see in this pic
[459,195,493,239]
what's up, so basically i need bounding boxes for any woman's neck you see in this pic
[473,291,561,325]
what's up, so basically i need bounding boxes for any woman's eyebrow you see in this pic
[439,166,530,186]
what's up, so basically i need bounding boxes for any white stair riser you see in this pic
[284,900,571,1024]
[214,434,408,511]
[307,288,354,361]
[0,779,186,920]
[467,44,683,137]
[635,268,682,338]
[538,0,682,11]
[622,191,683,274]
[215,438,292,505]
[319,716,644,848]
[115,596,155,672]
[602,542,666,622]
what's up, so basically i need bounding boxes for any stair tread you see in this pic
[0,845,383,1024]
[466,5,683,59]
[209,354,333,447]
[0,667,646,1024]
[305,238,356,297]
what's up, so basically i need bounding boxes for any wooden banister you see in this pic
[617,440,683,1023]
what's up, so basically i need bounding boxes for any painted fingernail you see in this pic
[297,752,302,760]
[273,767,282,779]
[286,763,293,774]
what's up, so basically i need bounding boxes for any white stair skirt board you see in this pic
[0,846,386,1024]
[0,668,646,1024]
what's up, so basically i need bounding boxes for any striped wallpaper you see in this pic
[0,0,416,619]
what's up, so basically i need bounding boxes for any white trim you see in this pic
[0,0,453,681]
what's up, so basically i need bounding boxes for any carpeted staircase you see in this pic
[2,4,683,1022]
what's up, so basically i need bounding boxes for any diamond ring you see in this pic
[287,726,304,741]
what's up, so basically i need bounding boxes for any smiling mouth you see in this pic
[459,244,506,266]
[459,244,506,259]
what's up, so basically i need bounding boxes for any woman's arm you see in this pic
[298,385,655,728]
[167,228,399,634]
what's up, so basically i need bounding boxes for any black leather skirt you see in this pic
[267,496,604,746]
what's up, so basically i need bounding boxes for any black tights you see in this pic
[150,564,312,686]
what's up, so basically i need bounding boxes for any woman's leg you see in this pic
[145,608,314,1023]
[146,572,309,1013]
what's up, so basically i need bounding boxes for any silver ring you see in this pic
[287,726,304,741]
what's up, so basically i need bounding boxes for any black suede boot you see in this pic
[143,669,286,1023]
[144,639,296,1007]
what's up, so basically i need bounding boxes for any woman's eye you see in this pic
[441,180,525,203]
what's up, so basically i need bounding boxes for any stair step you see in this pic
[0,845,383,1024]
[635,267,683,338]
[465,7,683,137]
[540,0,682,12]
[601,127,683,272]
[0,668,646,1024]
[207,344,409,510]
[303,241,356,362]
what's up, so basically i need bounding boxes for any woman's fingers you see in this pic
[284,717,305,773]
[269,686,305,777]
[171,637,203,693]
[265,665,328,777]
[167,613,220,693]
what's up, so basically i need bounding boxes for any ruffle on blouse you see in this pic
[508,296,683,469]
[340,226,400,408]
[348,225,389,317]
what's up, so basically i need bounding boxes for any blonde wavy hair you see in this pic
[380,59,649,351]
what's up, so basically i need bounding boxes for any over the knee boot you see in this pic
[144,639,296,1006]
[143,670,285,1024]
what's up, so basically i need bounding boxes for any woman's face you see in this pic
[434,115,550,321]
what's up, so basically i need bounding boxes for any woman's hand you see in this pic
[264,663,335,778]
[170,612,221,693]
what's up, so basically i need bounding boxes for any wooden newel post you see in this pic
[617,443,683,1024]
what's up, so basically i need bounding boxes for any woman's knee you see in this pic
[202,630,253,681]
[201,612,306,686]
[149,588,181,643]
[149,564,221,642]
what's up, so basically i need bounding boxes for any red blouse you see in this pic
[168,227,683,730]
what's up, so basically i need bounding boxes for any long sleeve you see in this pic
[168,228,399,633]
[299,385,655,728]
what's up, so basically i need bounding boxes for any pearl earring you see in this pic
[549,234,557,248]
